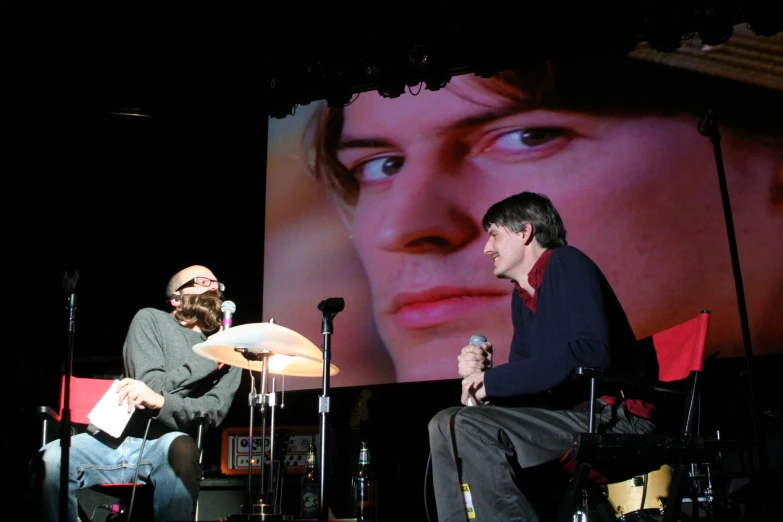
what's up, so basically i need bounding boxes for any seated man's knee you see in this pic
[429,407,459,437]
[167,435,201,497]
[39,445,62,475]
[168,435,200,475]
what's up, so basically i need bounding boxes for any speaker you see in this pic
[196,488,247,520]
[76,484,154,522]
[197,474,304,520]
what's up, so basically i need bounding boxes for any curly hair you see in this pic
[173,290,225,334]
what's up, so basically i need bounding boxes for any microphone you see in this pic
[470,334,492,368]
[698,108,715,137]
[221,300,237,330]
[467,334,490,406]
[469,334,487,348]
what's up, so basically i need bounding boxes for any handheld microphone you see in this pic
[221,300,237,330]
[467,334,490,406]
[470,334,492,369]
[469,334,487,349]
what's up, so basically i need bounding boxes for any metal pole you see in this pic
[59,270,79,522]
[698,108,767,472]
[316,298,344,522]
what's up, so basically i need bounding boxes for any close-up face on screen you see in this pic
[264,24,783,391]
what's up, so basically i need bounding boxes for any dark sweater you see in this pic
[484,246,641,407]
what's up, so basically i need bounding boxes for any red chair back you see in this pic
[59,376,117,425]
[653,311,710,382]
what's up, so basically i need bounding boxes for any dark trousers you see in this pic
[428,400,653,522]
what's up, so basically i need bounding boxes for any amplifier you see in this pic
[220,425,320,476]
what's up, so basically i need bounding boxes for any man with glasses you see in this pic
[31,265,242,522]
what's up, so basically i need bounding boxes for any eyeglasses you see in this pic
[176,277,225,293]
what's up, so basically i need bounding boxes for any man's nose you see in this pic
[483,238,493,256]
[372,164,480,254]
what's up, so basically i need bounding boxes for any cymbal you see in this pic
[193,322,339,377]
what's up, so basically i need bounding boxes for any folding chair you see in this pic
[557,309,732,521]
[38,375,210,521]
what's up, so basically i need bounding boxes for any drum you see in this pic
[606,464,673,520]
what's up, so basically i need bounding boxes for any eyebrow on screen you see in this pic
[336,105,540,151]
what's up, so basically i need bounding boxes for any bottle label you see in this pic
[461,483,476,519]
[301,486,319,517]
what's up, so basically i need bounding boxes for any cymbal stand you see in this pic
[230,347,283,522]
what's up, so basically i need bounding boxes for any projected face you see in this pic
[326,73,782,382]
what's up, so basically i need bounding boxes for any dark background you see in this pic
[5,3,783,521]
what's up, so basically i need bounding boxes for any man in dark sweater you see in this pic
[31,265,242,522]
[428,192,653,521]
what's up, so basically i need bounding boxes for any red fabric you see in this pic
[654,312,710,382]
[599,397,655,420]
[59,376,117,425]
[513,249,553,312]
[560,449,609,484]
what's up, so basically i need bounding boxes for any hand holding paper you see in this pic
[87,380,134,438]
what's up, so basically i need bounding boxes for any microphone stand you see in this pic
[698,108,768,473]
[317,298,344,522]
[59,270,79,522]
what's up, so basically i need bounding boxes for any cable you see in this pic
[344,92,361,107]
[127,417,152,522]
[424,451,435,522]
[639,473,648,513]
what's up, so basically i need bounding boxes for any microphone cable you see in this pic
[126,417,152,522]
[423,451,435,522]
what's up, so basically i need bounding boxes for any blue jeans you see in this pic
[32,430,201,522]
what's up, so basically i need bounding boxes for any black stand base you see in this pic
[226,503,291,521]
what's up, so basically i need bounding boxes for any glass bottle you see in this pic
[354,441,377,521]
[300,443,320,519]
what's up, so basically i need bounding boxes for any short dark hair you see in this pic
[482,192,567,249]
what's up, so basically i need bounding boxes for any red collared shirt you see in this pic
[513,249,553,313]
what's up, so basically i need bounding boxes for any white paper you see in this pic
[87,379,134,438]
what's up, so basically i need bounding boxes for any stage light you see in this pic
[643,3,690,52]
[371,63,408,98]
[377,80,406,99]
[326,90,354,108]
[408,44,431,69]
[697,6,735,46]
[745,2,783,36]
[407,43,452,91]
[423,71,451,91]
[268,98,298,119]
[365,64,382,78]
[646,26,688,52]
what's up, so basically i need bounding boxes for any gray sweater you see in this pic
[122,307,242,439]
